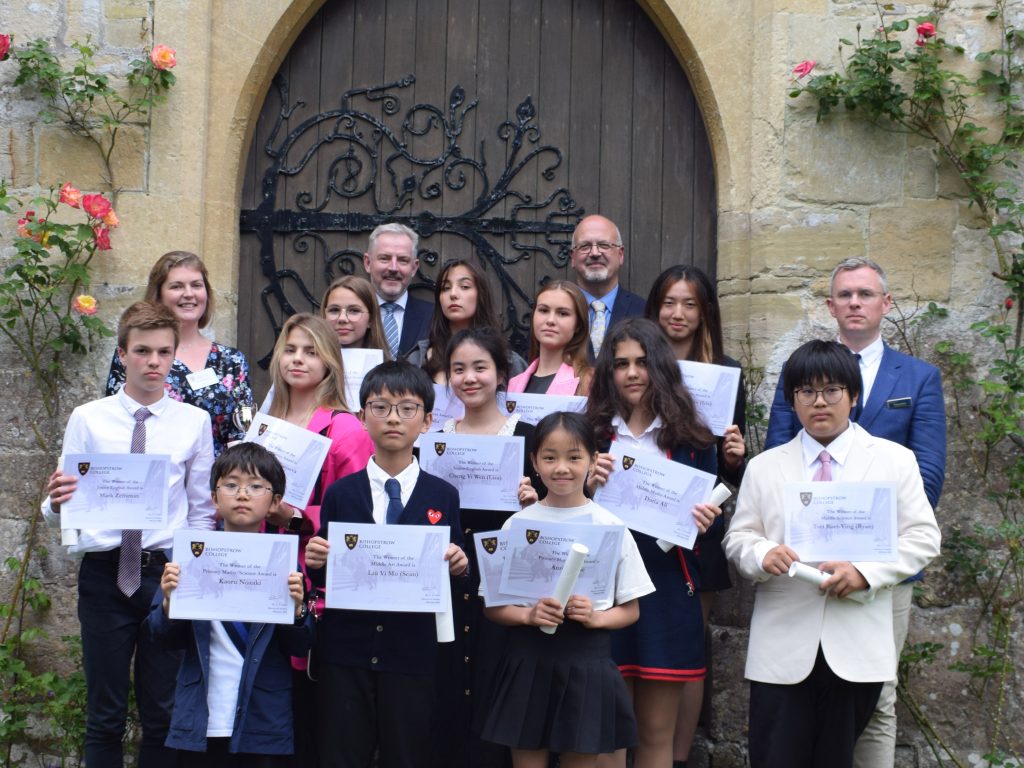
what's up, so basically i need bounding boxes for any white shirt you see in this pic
[377,291,410,341]
[843,334,884,407]
[502,501,655,610]
[365,455,421,524]
[42,389,216,551]
[610,413,665,456]
[799,422,858,482]
[206,621,245,737]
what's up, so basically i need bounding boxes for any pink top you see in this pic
[507,360,580,395]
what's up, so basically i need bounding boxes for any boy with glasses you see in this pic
[304,361,468,768]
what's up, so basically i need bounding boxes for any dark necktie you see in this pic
[385,478,403,524]
[852,353,863,422]
[117,407,151,597]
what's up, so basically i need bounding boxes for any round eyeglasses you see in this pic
[793,385,848,406]
[365,401,425,419]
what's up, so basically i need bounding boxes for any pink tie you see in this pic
[812,450,832,482]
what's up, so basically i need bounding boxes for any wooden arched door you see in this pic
[239,0,716,396]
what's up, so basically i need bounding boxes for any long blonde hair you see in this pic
[268,314,349,418]
[320,275,390,358]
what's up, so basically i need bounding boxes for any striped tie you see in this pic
[117,407,151,597]
[382,302,400,358]
[590,300,607,357]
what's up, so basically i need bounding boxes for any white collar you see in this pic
[116,387,169,417]
[611,412,663,439]
[799,422,857,469]
[377,291,409,310]
[365,454,419,491]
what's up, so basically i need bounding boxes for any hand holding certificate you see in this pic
[61,453,170,530]
[418,433,525,512]
[168,530,299,624]
[677,361,742,437]
[501,393,587,426]
[784,482,898,562]
[594,452,716,549]
[243,413,332,509]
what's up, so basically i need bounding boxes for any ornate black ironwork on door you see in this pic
[239,74,584,367]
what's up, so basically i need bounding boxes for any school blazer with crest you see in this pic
[723,424,940,685]
[308,468,463,675]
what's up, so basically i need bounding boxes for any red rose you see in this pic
[93,226,112,251]
[1005,297,1014,310]
[792,60,816,79]
[916,22,936,38]
[59,182,82,208]
[0,34,10,61]
[82,193,112,221]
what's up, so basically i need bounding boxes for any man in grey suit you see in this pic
[570,214,645,359]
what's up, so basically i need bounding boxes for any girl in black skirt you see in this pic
[481,412,655,768]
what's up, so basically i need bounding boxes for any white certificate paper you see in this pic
[325,522,449,612]
[677,360,741,437]
[342,348,384,410]
[169,530,299,624]
[594,452,716,549]
[61,453,169,530]
[431,384,465,424]
[501,393,587,426]
[243,413,332,509]
[498,520,623,603]
[474,531,523,607]
[418,433,524,512]
[784,482,898,562]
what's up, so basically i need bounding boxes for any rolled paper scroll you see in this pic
[541,542,589,635]
[787,561,872,604]
[657,482,734,553]
[435,564,455,642]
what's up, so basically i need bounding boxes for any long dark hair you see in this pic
[445,327,511,392]
[645,265,725,364]
[424,259,501,379]
[586,318,713,453]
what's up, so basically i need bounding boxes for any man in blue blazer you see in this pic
[764,257,946,768]
[363,223,433,358]
[570,214,646,360]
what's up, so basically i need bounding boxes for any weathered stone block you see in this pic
[37,124,147,192]
[904,146,937,199]
[748,207,866,277]
[104,18,151,49]
[869,200,956,302]
[105,0,149,21]
[783,118,906,205]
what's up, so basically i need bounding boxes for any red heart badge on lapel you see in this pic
[427,509,442,525]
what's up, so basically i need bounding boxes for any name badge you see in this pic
[186,368,219,390]
[885,397,912,410]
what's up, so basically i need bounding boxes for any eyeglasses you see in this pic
[831,289,884,303]
[571,241,622,254]
[793,385,848,406]
[365,400,425,419]
[217,482,272,497]
[324,306,366,320]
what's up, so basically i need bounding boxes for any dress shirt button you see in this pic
[463,594,469,601]
[464,625,470,633]
[371,656,379,665]
[465,689,471,696]
[464,656,470,663]
[376,625,384,632]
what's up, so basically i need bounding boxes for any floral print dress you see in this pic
[105,343,254,456]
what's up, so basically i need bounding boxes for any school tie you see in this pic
[812,450,833,482]
[590,300,607,357]
[385,478,404,524]
[852,353,864,422]
[382,302,400,358]
[117,407,151,597]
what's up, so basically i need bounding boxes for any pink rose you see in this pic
[59,182,82,208]
[93,226,112,251]
[73,295,98,316]
[102,208,120,228]
[916,22,936,38]
[221,374,234,390]
[792,60,816,79]
[82,193,112,221]
[150,44,176,70]
[1005,297,1014,310]
[0,34,11,62]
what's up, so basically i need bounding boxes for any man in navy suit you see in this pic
[570,214,646,359]
[363,223,433,358]
[764,256,946,768]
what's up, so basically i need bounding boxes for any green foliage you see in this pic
[791,3,1023,765]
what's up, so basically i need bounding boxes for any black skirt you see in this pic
[481,619,637,754]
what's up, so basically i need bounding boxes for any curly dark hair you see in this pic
[586,318,714,453]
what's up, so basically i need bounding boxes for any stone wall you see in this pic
[0,0,1020,764]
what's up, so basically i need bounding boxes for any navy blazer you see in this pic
[399,295,433,358]
[147,593,314,754]
[586,287,646,359]
[765,343,946,508]
[309,468,463,675]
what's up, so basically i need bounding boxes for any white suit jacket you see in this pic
[724,424,940,685]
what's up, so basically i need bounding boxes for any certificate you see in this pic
[498,520,623,603]
[342,348,384,410]
[594,451,716,549]
[501,393,587,426]
[243,413,331,509]
[677,360,741,436]
[784,482,898,562]
[431,384,464,424]
[168,530,299,624]
[325,522,449,612]
[418,433,524,512]
[474,531,523,607]
[61,453,169,530]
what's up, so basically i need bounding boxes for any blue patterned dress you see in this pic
[105,343,254,456]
